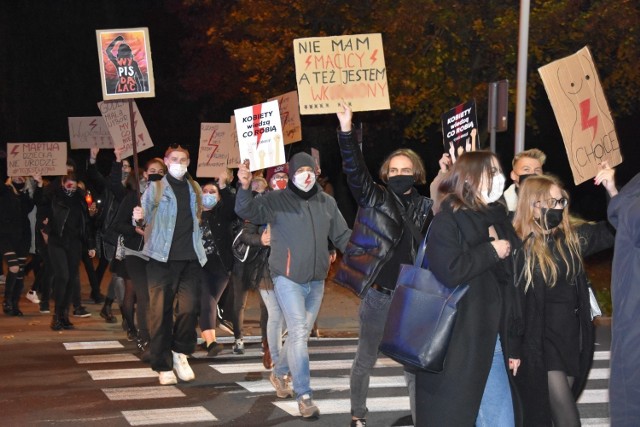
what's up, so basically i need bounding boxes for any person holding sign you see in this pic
[512,171,616,427]
[235,154,351,419]
[1,176,35,316]
[335,105,433,427]
[132,145,206,386]
[33,173,96,330]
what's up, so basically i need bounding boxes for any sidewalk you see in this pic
[0,273,361,346]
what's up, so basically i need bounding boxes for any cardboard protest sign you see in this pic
[227,116,242,168]
[538,46,622,185]
[293,33,389,114]
[97,100,154,159]
[234,100,285,172]
[96,27,155,100]
[441,100,478,163]
[268,91,302,144]
[311,147,321,174]
[196,123,232,177]
[6,142,68,177]
[68,117,114,149]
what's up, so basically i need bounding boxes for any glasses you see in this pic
[534,197,568,209]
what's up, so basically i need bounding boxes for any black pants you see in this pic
[199,266,230,331]
[48,239,82,315]
[125,255,150,341]
[147,258,201,372]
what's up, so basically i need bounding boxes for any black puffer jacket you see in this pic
[334,130,433,297]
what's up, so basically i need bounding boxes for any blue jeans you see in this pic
[260,288,288,373]
[350,286,393,418]
[273,276,324,399]
[476,336,514,427]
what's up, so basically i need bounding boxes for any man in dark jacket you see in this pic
[607,172,640,427]
[235,152,351,419]
[335,105,433,427]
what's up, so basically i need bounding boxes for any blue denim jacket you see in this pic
[141,177,206,266]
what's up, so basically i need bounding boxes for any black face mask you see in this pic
[539,208,564,230]
[147,174,163,182]
[13,182,25,191]
[514,173,535,194]
[387,175,415,195]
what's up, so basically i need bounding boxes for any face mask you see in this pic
[539,208,564,230]
[63,188,76,197]
[271,178,287,191]
[387,175,415,195]
[481,173,506,204]
[202,194,218,209]
[13,182,25,191]
[147,173,163,182]
[292,171,316,192]
[122,171,130,182]
[168,163,187,179]
[517,173,535,186]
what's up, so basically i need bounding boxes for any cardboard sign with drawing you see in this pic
[6,142,68,177]
[197,123,232,177]
[539,46,622,185]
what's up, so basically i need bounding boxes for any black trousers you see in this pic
[48,238,82,315]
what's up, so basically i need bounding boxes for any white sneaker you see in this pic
[233,339,245,354]
[26,290,40,304]
[158,370,177,385]
[172,351,195,382]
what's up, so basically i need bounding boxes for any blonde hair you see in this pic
[512,148,546,169]
[512,175,582,291]
[379,149,427,184]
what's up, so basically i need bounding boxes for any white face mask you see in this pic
[481,173,505,204]
[168,163,188,179]
[293,171,316,192]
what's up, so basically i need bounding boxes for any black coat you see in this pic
[514,221,614,427]
[415,201,523,427]
[202,186,237,273]
[0,183,34,253]
[334,130,433,297]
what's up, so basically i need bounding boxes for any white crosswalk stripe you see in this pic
[64,339,610,426]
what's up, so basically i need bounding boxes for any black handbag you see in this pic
[379,228,469,372]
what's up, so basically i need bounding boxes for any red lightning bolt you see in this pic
[207,129,218,146]
[10,145,20,157]
[253,104,263,149]
[370,49,378,64]
[305,55,312,70]
[304,172,312,185]
[89,119,97,132]
[580,99,598,142]
[207,144,219,163]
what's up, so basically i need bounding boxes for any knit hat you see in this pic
[288,152,316,178]
[266,163,288,182]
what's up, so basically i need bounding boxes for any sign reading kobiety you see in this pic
[6,142,68,176]
[441,100,479,164]
[96,27,155,100]
[293,33,389,114]
[539,46,622,185]
[234,100,285,172]
[197,123,232,177]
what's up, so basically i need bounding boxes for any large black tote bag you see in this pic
[379,231,469,373]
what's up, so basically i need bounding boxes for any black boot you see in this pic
[61,308,75,330]
[10,278,24,316]
[100,298,117,323]
[3,302,12,315]
[51,312,64,331]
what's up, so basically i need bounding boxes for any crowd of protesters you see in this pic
[1,104,637,425]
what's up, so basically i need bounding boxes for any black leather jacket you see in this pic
[334,130,433,297]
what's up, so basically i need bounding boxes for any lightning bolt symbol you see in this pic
[305,55,312,70]
[89,119,97,132]
[304,172,312,185]
[10,145,20,157]
[207,144,219,163]
[207,129,218,146]
[253,104,263,149]
[580,99,598,142]
[370,49,378,65]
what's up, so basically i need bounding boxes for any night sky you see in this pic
[2,1,638,223]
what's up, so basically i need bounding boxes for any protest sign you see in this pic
[96,27,155,100]
[228,116,242,168]
[68,116,114,149]
[293,33,389,114]
[234,100,285,172]
[311,147,320,173]
[6,142,67,177]
[441,100,478,163]
[197,123,232,177]
[268,91,302,144]
[97,100,154,158]
[539,46,622,185]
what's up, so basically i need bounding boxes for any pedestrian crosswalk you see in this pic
[63,338,612,426]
